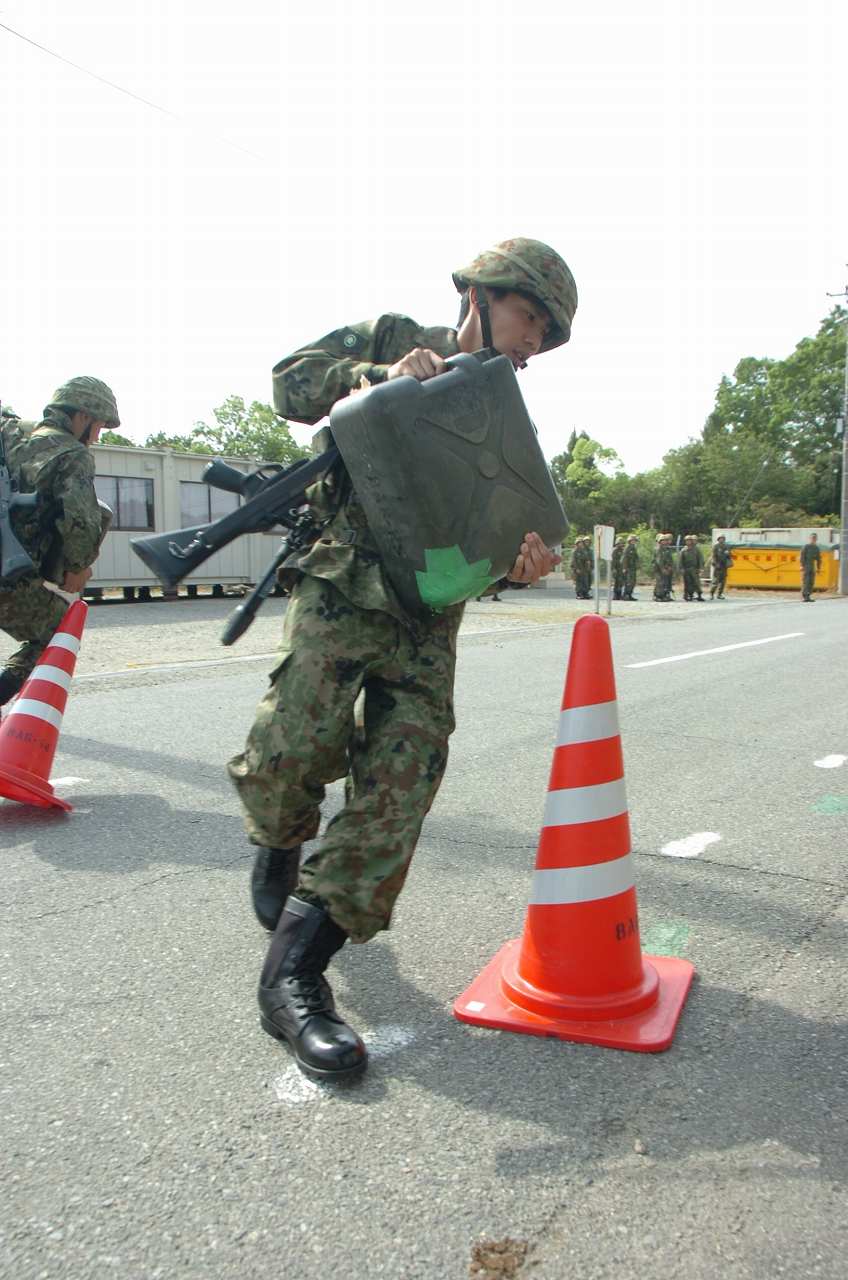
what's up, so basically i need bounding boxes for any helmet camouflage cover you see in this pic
[47,376,120,426]
[452,237,578,353]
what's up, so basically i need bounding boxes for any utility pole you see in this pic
[826,274,848,596]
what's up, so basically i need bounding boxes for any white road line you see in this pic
[627,632,804,669]
[75,652,279,680]
[661,832,721,859]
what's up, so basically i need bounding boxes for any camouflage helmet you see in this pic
[452,238,578,352]
[48,376,120,426]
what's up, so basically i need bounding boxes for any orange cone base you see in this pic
[454,938,695,1053]
[0,761,71,811]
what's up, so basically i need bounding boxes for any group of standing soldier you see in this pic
[651,533,734,602]
[569,534,640,600]
[565,531,738,604]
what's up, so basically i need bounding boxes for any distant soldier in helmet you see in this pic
[610,535,626,600]
[0,377,117,707]
[622,534,639,600]
[229,238,577,1082]
[651,533,675,602]
[570,536,593,598]
[800,532,821,601]
[708,535,733,600]
[679,535,704,602]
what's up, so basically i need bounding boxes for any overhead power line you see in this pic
[0,20,262,161]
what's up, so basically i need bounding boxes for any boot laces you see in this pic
[285,971,334,1019]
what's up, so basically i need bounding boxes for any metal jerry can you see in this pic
[328,352,568,614]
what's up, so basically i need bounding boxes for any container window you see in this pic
[180,481,239,528]
[94,475,154,530]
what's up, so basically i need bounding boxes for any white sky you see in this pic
[1,0,845,473]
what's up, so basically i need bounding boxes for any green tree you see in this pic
[99,429,136,448]
[146,396,309,465]
[704,307,846,517]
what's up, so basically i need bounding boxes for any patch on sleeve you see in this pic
[342,330,361,350]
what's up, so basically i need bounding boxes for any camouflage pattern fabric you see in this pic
[228,574,459,942]
[0,578,67,684]
[48,376,119,426]
[679,544,704,599]
[709,542,733,597]
[2,412,103,577]
[1,412,104,684]
[233,312,475,939]
[569,541,592,597]
[451,238,578,351]
[622,542,639,594]
[611,541,625,596]
[651,543,675,600]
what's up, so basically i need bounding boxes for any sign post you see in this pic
[594,524,615,616]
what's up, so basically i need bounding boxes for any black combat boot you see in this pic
[0,668,25,707]
[250,845,301,931]
[258,896,367,1081]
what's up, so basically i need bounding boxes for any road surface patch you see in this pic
[660,832,721,858]
[271,1023,417,1106]
[811,795,848,815]
[640,921,691,957]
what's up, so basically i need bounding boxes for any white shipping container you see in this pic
[88,444,286,592]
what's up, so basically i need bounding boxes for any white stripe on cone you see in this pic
[6,699,65,729]
[556,699,620,746]
[44,633,80,656]
[531,851,635,905]
[543,777,628,827]
[27,664,73,693]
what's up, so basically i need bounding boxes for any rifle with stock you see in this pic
[131,446,339,644]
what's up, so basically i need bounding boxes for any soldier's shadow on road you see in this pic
[334,937,848,1184]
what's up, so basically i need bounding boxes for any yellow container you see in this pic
[726,545,838,590]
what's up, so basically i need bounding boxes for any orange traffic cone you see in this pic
[0,599,87,811]
[454,614,694,1051]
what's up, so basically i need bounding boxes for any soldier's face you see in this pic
[474,290,552,368]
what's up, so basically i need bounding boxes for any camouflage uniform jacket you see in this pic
[800,544,821,571]
[712,542,733,570]
[610,543,624,574]
[570,543,591,574]
[651,545,674,574]
[623,543,639,572]
[679,545,703,572]
[272,314,463,633]
[2,411,102,579]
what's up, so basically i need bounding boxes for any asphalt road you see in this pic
[2,593,846,1279]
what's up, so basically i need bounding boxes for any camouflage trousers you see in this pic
[682,568,702,598]
[653,570,673,599]
[622,569,637,596]
[0,579,67,686]
[710,568,727,597]
[228,574,460,942]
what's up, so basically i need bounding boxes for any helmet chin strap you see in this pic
[474,285,495,356]
[472,286,527,368]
